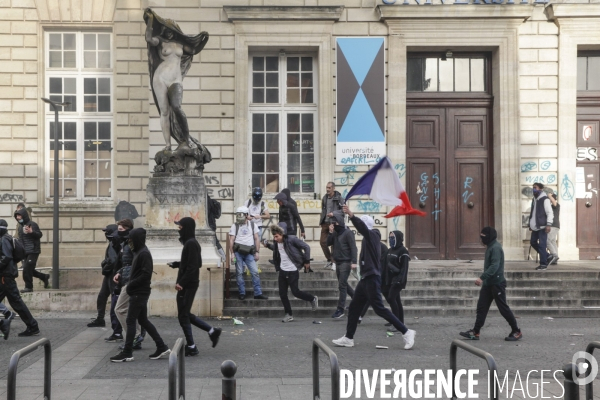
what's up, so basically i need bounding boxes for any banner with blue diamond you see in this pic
[336,37,385,165]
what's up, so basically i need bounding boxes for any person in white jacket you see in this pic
[528,183,554,271]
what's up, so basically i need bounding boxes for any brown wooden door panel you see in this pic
[406,160,443,259]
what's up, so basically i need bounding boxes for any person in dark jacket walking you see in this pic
[332,205,416,350]
[547,193,560,265]
[110,228,171,362]
[172,217,222,356]
[275,189,305,238]
[327,211,357,319]
[88,225,123,337]
[529,182,554,270]
[384,231,410,327]
[263,223,318,322]
[207,195,226,261]
[0,219,40,338]
[112,219,145,350]
[358,230,390,325]
[320,183,342,269]
[460,227,522,341]
[14,208,48,292]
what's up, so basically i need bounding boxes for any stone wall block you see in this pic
[520,117,557,131]
[520,62,557,76]
[519,35,558,49]
[520,90,557,104]
[538,103,557,117]
[539,76,558,89]
[538,49,558,62]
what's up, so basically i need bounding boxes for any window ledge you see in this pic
[34,202,116,216]
[378,4,533,20]
[547,4,600,19]
[223,6,344,22]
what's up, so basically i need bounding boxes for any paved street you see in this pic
[0,312,599,399]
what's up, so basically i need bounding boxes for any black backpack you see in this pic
[10,236,26,263]
[211,198,222,220]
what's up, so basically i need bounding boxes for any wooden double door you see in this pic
[577,97,600,259]
[405,103,493,260]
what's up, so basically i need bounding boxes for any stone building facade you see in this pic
[1,0,599,271]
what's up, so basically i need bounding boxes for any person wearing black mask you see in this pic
[171,217,222,356]
[113,219,146,350]
[382,231,410,330]
[88,225,123,335]
[528,182,553,271]
[327,211,357,319]
[275,189,305,238]
[460,227,522,341]
[0,219,40,338]
[110,228,170,362]
[14,207,48,292]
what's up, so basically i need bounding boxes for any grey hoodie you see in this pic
[326,211,358,264]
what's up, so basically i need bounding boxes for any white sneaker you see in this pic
[332,336,354,347]
[325,261,333,270]
[331,263,336,271]
[311,296,319,311]
[282,314,294,323]
[403,329,416,350]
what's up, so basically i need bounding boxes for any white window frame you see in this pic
[247,52,319,197]
[44,31,114,202]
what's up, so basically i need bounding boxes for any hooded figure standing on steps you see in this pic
[14,207,48,293]
[111,228,171,362]
[172,217,222,356]
[0,219,40,338]
[263,223,318,323]
[383,231,410,327]
[459,227,522,342]
[332,205,416,350]
[327,211,357,319]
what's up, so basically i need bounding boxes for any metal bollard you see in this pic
[221,360,237,400]
[563,363,580,400]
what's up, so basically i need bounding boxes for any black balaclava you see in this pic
[252,187,263,203]
[0,219,8,238]
[177,217,196,243]
[389,230,404,249]
[331,211,346,234]
[128,228,146,253]
[480,227,497,246]
[102,224,118,241]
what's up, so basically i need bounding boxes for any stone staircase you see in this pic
[223,260,600,318]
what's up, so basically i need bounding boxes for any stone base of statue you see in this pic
[153,144,211,177]
[144,156,222,317]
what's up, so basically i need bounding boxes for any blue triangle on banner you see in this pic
[337,88,385,143]
[337,37,384,86]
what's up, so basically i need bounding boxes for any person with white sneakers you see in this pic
[332,205,416,350]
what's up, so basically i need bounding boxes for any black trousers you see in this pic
[335,262,355,311]
[123,294,166,355]
[346,275,407,339]
[110,293,122,335]
[278,270,315,315]
[473,282,519,334]
[177,286,212,347]
[22,253,45,289]
[387,284,404,323]
[96,275,118,322]
[0,276,38,329]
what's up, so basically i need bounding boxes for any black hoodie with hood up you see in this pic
[0,219,18,278]
[101,224,121,277]
[275,191,304,236]
[350,215,381,279]
[14,208,42,254]
[126,228,153,297]
[383,230,410,289]
[326,211,357,264]
[176,217,202,289]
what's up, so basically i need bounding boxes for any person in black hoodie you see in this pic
[110,228,170,362]
[172,217,222,356]
[14,208,48,292]
[327,211,357,319]
[384,231,410,327]
[263,223,318,322]
[0,219,40,338]
[275,189,305,238]
[88,225,123,337]
[332,205,416,350]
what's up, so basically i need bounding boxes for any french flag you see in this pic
[345,157,426,218]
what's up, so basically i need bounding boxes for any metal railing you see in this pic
[449,339,498,400]
[225,239,231,299]
[168,338,185,400]
[584,341,600,400]
[312,338,340,400]
[564,363,581,400]
[7,337,52,400]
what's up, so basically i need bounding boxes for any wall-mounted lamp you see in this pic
[445,49,453,59]
[279,49,286,57]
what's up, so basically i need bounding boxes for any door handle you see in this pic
[586,202,593,208]
[467,202,474,209]
[419,202,426,209]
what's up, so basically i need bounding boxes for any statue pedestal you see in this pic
[145,173,223,317]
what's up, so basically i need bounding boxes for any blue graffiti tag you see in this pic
[540,161,551,171]
[432,173,442,220]
[419,173,429,203]
[521,162,537,172]
[356,200,381,213]
[334,165,358,186]
[394,163,406,179]
[561,174,574,202]
[392,217,399,230]
[547,174,556,184]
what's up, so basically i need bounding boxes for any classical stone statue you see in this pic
[144,8,211,175]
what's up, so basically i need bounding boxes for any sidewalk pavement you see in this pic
[1,313,599,399]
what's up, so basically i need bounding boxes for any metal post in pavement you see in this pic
[563,363,580,400]
[41,97,70,289]
[221,360,237,400]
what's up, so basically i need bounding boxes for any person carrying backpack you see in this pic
[14,207,48,292]
[0,219,40,338]
[207,195,225,261]
[245,187,270,239]
[229,206,268,301]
